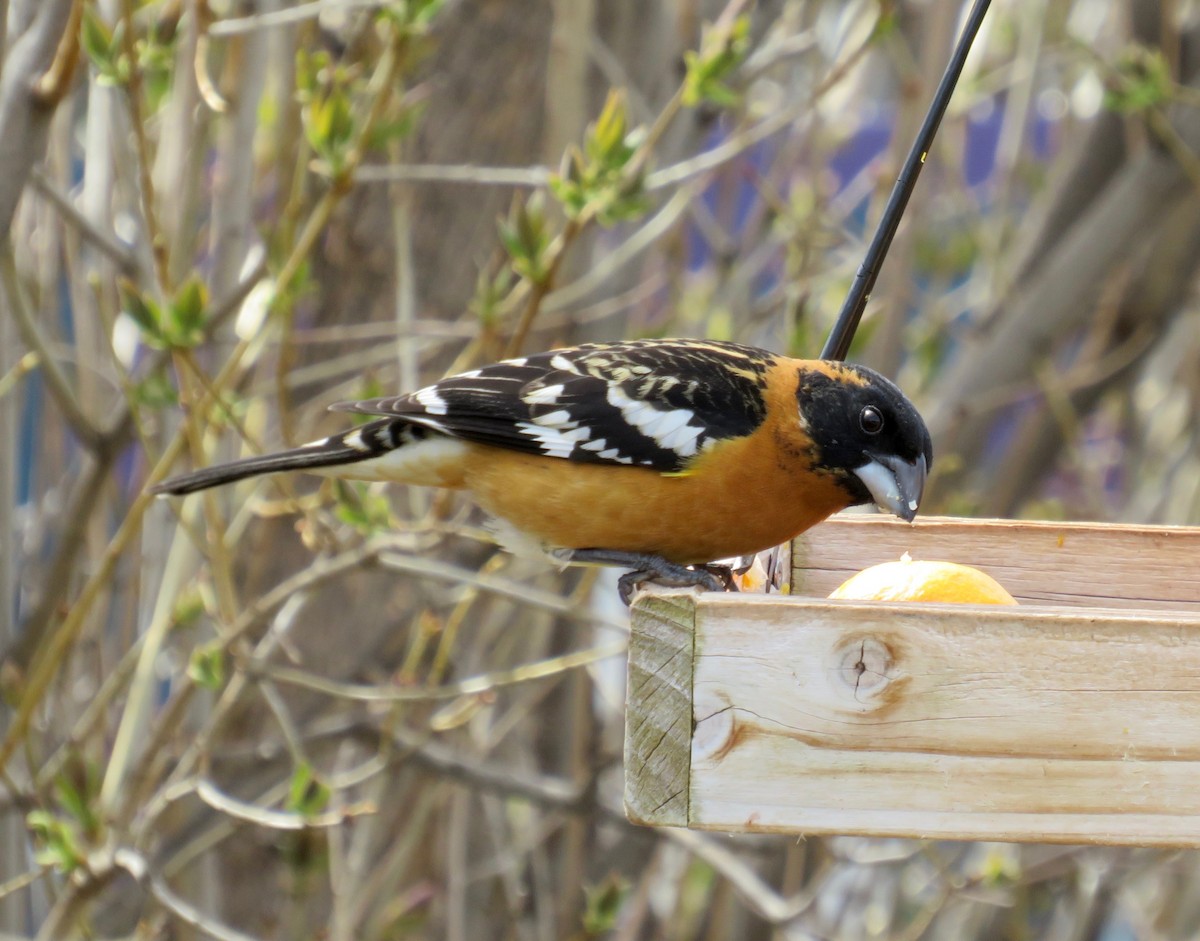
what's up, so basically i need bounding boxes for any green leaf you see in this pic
[582,874,630,936]
[286,763,331,818]
[137,27,178,114]
[305,87,356,173]
[682,15,751,108]
[468,266,515,327]
[548,94,647,226]
[166,276,208,348]
[133,370,179,410]
[171,587,206,628]
[498,194,552,283]
[1104,46,1173,114]
[26,811,84,874]
[80,7,115,74]
[871,8,900,42]
[587,90,631,166]
[188,645,226,691]
[119,281,165,346]
[53,767,100,839]
[333,480,392,534]
[366,109,419,150]
[295,48,330,98]
[377,0,446,32]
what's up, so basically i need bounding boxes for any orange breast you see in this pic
[460,429,853,564]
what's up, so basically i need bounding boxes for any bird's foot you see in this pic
[565,549,737,605]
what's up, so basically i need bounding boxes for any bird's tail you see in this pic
[151,420,404,496]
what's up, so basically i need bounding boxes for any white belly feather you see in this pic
[311,435,471,488]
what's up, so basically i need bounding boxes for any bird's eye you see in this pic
[859,405,884,435]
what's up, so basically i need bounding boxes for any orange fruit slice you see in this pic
[829,554,1017,605]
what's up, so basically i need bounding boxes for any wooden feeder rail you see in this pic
[624,516,1200,847]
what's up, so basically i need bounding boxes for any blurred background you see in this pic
[4,0,1200,938]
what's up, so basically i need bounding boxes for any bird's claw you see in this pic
[566,548,738,605]
[617,562,735,605]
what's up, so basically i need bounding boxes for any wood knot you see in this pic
[833,636,894,706]
[693,691,737,763]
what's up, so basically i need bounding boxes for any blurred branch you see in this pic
[0,0,8,75]
[0,866,43,903]
[209,3,270,298]
[980,189,1200,516]
[645,25,875,191]
[545,0,593,161]
[119,0,170,291]
[273,24,412,442]
[1,254,263,690]
[928,94,1200,494]
[374,553,627,632]
[0,0,78,242]
[1,312,294,773]
[543,186,693,316]
[0,242,103,451]
[0,484,162,775]
[33,861,123,941]
[149,540,398,805]
[29,169,139,274]
[667,828,826,927]
[209,0,391,36]
[0,350,38,400]
[29,0,82,107]
[503,217,582,358]
[356,163,552,186]
[389,723,604,816]
[0,447,121,692]
[148,870,260,941]
[252,639,627,703]
[195,778,375,830]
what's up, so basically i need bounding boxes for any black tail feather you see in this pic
[150,445,365,496]
[149,420,413,496]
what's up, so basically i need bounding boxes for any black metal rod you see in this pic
[820,0,992,362]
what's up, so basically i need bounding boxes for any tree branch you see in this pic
[30,0,82,107]
[0,0,78,234]
[0,241,103,451]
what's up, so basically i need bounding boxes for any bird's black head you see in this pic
[795,362,933,521]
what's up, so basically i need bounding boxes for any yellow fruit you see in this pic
[829,554,1018,605]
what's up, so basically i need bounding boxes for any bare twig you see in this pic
[209,0,393,36]
[0,350,37,400]
[388,723,606,816]
[355,162,552,186]
[29,168,139,273]
[195,778,375,830]
[0,0,77,233]
[0,239,102,451]
[667,828,828,927]
[376,551,628,630]
[251,639,627,703]
[30,0,82,106]
[120,0,170,291]
[148,871,262,941]
[0,866,44,902]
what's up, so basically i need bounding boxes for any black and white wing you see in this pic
[331,338,777,473]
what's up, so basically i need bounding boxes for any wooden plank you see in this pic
[681,592,1200,845]
[792,515,1200,610]
[624,591,696,827]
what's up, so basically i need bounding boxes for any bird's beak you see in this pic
[853,453,927,523]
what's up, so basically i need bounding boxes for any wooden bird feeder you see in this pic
[624,515,1200,847]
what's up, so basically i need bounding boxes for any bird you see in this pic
[152,338,932,602]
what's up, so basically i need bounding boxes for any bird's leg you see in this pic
[564,549,733,605]
[697,562,740,592]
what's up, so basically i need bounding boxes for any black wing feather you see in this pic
[330,339,776,472]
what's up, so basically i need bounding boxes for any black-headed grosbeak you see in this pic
[154,338,932,601]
